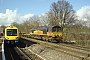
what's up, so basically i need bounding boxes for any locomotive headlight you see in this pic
[6,37,9,39]
[7,41,10,44]
[15,40,18,43]
[16,37,19,39]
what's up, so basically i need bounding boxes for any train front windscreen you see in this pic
[7,29,17,36]
[52,27,61,32]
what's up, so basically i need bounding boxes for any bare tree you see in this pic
[39,14,48,26]
[29,15,40,28]
[1,25,6,29]
[0,25,6,33]
[22,19,31,33]
[47,0,75,28]
[11,22,22,32]
[85,13,90,27]
[11,22,19,26]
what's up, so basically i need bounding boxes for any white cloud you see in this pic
[76,6,90,20]
[39,13,47,17]
[20,14,34,21]
[0,9,34,26]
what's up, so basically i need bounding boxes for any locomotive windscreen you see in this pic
[52,26,61,32]
[7,29,17,36]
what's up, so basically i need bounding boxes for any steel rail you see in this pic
[8,47,14,60]
[21,37,90,60]
[15,46,31,60]
[59,43,90,53]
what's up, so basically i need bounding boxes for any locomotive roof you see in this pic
[5,26,18,29]
[47,26,61,28]
[30,26,61,31]
[30,27,46,31]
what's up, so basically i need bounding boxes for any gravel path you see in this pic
[25,44,81,60]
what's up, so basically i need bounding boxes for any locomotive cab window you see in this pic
[7,29,17,36]
[52,26,61,32]
[31,30,34,33]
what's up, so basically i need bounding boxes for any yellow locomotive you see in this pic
[4,26,19,44]
[30,26,62,42]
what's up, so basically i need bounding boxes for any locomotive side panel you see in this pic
[29,26,62,42]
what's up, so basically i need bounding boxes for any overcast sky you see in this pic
[0,0,90,26]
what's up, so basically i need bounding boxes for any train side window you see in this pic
[43,29,47,34]
[57,28,61,32]
[52,28,57,32]
[47,29,48,32]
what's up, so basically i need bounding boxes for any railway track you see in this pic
[4,39,45,60]
[59,43,90,54]
[4,45,22,60]
[4,44,31,60]
[21,37,90,60]
[18,40,44,60]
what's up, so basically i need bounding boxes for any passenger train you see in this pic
[4,26,19,44]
